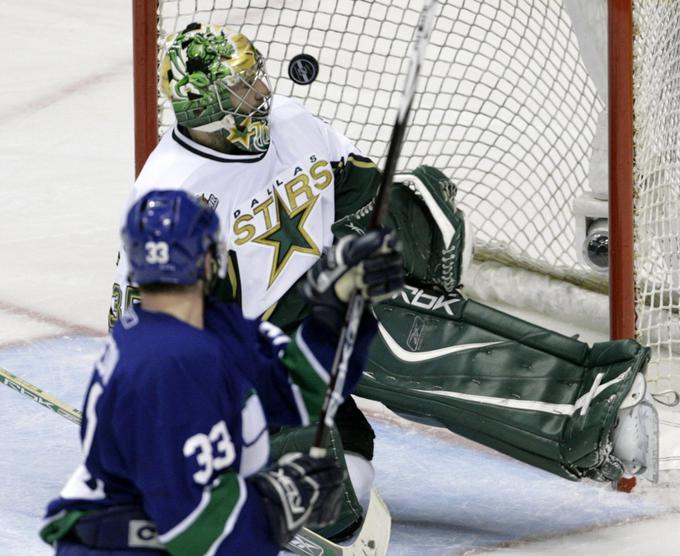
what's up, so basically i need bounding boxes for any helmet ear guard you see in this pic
[160,23,273,153]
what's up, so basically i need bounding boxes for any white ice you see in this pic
[0,1,678,555]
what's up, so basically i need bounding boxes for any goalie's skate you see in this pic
[610,373,659,482]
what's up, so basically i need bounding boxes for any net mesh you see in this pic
[154,0,680,390]
[633,0,680,393]
[157,0,602,285]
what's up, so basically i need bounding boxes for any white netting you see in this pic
[157,0,603,286]
[633,0,680,393]
[153,1,680,392]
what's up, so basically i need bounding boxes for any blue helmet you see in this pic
[122,190,221,286]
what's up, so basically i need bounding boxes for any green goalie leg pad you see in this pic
[270,424,364,540]
[357,285,650,481]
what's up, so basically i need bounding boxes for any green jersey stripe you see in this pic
[281,328,329,418]
[162,474,246,556]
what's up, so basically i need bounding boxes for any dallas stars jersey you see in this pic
[41,301,376,555]
[110,96,380,326]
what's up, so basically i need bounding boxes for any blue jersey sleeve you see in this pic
[205,302,377,428]
[281,313,378,419]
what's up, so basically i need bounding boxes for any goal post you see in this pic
[608,0,635,345]
[131,0,680,395]
[132,0,159,177]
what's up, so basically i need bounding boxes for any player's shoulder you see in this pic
[111,306,218,383]
[271,94,309,114]
[141,127,189,166]
[205,298,244,322]
[270,94,320,125]
[204,300,258,347]
[133,128,205,193]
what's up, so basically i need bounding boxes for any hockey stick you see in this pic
[285,487,391,556]
[0,367,388,556]
[0,366,82,424]
[312,0,439,454]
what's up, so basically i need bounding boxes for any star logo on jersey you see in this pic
[253,188,320,287]
[226,116,256,149]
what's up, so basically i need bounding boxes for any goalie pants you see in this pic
[53,506,166,555]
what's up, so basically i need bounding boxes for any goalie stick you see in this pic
[284,488,391,556]
[0,367,391,556]
[312,0,439,455]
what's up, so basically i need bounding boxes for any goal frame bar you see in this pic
[132,0,159,178]
[608,0,635,343]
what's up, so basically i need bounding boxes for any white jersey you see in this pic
[114,96,360,318]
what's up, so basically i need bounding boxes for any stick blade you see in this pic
[286,488,391,556]
[351,488,391,556]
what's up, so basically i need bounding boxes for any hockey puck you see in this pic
[288,53,319,85]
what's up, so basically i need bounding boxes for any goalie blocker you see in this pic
[336,164,658,483]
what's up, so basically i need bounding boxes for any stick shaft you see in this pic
[312,294,365,454]
[0,366,82,424]
[369,0,438,229]
[313,0,439,452]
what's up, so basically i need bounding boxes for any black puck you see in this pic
[288,53,319,85]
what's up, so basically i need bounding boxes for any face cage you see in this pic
[194,58,273,133]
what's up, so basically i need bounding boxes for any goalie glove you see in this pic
[332,165,471,293]
[251,452,346,547]
[301,229,404,332]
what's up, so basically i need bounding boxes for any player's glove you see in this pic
[301,229,404,332]
[251,452,346,547]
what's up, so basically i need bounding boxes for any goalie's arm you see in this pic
[310,111,382,223]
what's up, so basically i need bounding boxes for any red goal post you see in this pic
[132,0,159,178]
[608,0,634,344]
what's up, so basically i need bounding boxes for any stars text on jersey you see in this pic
[232,158,332,287]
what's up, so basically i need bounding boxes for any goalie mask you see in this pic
[160,23,273,153]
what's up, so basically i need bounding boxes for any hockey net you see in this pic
[137,1,680,399]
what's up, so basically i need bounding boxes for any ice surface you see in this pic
[1,337,678,555]
[0,338,99,556]
[370,418,670,555]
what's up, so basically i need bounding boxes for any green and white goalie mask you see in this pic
[160,23,273,153]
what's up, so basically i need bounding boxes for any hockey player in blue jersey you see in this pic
[41,190,403,555]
